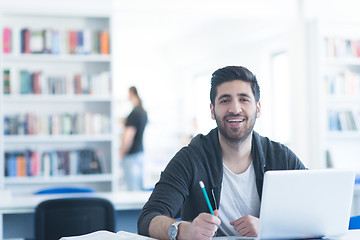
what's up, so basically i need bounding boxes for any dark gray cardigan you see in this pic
[137,128,306,236]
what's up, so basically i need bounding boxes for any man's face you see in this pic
[210,80,261,143]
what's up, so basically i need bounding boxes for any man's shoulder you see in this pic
[189,128,218,147]
[253,131,287,149]
[252,131,295,159]
[177,128,220,163]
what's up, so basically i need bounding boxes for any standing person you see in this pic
[137,66,306,239]
[120,86,148,191]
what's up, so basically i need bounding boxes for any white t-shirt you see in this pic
[218,161,260,236]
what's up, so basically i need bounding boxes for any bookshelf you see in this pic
[0,8,117,195]
[307,21,360,170]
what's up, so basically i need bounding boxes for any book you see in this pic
[42,29,52,53]
[3,27,12,53]
[3,69,11,94]
[100,29,110,54]
[51,30,60,54]
[21,28,31,53]
[83,29,92,54]
[16,154,26,177]
[68,30,77,54]
[59,230,155,240]
[29,30,43,53]
[20,70,32,94]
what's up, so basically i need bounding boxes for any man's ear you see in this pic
[256,101,261,118]
[210,103,215,120]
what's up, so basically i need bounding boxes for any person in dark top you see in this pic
[120,86,148,191]
[137,66,306,239]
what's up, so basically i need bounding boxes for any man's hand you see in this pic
[178,210,221,240]
[230,215,259,237]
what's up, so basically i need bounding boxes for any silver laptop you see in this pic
[214,169,355,240]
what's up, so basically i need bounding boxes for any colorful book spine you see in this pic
[3,69,11,94]
[68,30,77,54]
[51,30,60,54]
[21,28,31,53]
[100,30,110,54]
[42,29,52,53]
[3,27,12,53]
[5,149,105,177]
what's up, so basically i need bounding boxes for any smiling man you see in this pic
[138,66,306,240]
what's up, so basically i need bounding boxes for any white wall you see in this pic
[112,0,303,186]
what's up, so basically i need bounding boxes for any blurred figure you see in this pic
[120,86,148,191]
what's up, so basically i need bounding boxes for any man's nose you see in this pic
[229,101,242,114]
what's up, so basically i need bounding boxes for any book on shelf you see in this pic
[51,30,60,54]
[19,70,32,94]
[3,69,11,94]
[68,30,77,54]
[30,30,44,54]
[16,27,110,55]
[325,36,360,58]
[10,69,110,95]
[5,148,105,178]
[324,69,360,96]
[83,29,92,54]
[3,27,12,53]
[20,28,31,54]
[92,31,100,54]
[328,109,359,131]
[100,29,110,54]
[42,29,52,54]
[4,112,110,136]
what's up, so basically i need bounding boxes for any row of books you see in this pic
[3,69,111,95]
[5,148,105,177]
[324,69,360,96]
[4,112,110,135]
[325,36,360,58]
[2,27,110,55]
[328,110,360,131]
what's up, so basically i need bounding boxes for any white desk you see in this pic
[341,230,360,240]
[0,191,152,239]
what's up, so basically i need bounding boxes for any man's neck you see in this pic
[219,131,253,174]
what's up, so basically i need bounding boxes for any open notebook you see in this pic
[214,169,355,240]
[60,230,155,240]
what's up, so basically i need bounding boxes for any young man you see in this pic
[137,66,306,239]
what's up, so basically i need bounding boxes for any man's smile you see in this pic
[226,116,245,127]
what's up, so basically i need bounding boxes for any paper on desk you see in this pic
[59,230,156,240]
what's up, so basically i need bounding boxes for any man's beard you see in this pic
[214,111,256,144]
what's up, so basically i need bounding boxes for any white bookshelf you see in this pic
[307,20,360,170]
[0,7,118,195]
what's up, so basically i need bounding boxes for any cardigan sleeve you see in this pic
[137,148,194,236]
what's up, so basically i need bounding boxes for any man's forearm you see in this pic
[149,215,191,240]
[149,215,175,240]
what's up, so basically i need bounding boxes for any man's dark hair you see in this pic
[210,66,260,105]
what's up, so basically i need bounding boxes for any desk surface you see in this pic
[0,191,152,214]
[342,230,360,240]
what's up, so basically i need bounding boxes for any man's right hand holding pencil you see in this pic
[176,210,221,240]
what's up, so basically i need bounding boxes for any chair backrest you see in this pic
[349,215,360,230]
[35,197,115,240]
[35,186,95,195]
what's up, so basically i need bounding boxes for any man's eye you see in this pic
[220,99,229,103]
[240,98,249,102]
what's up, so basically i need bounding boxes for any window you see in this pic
[271,52,291,144]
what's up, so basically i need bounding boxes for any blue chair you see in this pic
[35,186,95,195]
[349,215,360,230]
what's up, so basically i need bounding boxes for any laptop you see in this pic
[214,169,355,240]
